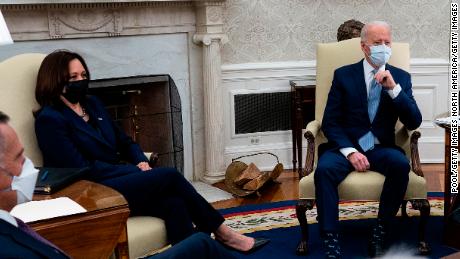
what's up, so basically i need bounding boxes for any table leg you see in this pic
[291,91,297,172]
[115,225,129,259]
[295,93,303,173]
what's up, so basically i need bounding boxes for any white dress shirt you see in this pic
[0,209,18,227]
[339,59,402,158]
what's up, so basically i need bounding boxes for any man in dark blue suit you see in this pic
[315,21,422,258]
[0,111,69,258]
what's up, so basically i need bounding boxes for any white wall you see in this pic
[222,59,448,171]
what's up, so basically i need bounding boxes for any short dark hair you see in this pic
[35,50,91,107]
[0,111,10,162]
[337,19,365,41]
[0,111,9,124]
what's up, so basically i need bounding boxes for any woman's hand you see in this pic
[137,162,152,171]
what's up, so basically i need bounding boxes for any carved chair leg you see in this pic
[401,200,409,218]
[296,199,315,255]
[410,199,431,255]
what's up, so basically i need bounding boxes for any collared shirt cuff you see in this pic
[386,83,402,99]
[340,147,358,159]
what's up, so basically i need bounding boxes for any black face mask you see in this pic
[62,79,89,104]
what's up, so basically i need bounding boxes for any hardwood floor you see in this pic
[211,163,444,210]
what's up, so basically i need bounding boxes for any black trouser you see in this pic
[101,167,225,244]
[314,146,410,233]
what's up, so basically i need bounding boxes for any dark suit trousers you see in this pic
[100,167,225,244]
[149,232,237,259]
[314,146,410,233]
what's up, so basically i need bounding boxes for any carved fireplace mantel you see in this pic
[0,0,228,182]
[0,0,225,40]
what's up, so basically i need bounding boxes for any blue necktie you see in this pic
[359,69,381,152]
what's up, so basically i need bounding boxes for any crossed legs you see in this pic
[102,167,255,250]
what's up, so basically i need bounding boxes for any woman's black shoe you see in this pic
[219,237,270,254]
[242,238,270,254]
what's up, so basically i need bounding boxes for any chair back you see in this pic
[0,53,46,166]
[314,38,410,162]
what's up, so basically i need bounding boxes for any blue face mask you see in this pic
[368,44,392,67]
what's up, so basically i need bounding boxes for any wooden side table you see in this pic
[32,180,130,259]
[435,115,460,249]
[290,81,315,173]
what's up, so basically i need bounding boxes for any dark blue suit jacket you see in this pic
[321,60,422,154]
[35,96,149,182]
[0,219,69,259]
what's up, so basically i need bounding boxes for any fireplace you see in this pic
[0,0,228,182]
[88,75,184,173]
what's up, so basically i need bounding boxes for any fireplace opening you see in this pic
[88,75,184,173]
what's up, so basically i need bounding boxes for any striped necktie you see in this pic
[358,69,381,152]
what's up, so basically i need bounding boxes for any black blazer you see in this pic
[35,96,149,182]
[321,59,422,154]
[0,219,69,258]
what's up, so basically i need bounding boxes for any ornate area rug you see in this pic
[222,197,444,234]
[219,194,456,258]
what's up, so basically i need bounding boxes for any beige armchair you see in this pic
[0,53,168,259]
[296,38,430,255]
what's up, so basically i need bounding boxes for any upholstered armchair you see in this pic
[296,38,430,255]
[0,53,168,259]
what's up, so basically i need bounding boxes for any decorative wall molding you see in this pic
[1,1,225,40]
[0,2,196,10]
[47,8,122,38]
[221,58,448,178]
[0,0,222,8]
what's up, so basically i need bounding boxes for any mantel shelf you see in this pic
[0,0,223,4]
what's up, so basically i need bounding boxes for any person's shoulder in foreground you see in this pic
[0,111,69,259]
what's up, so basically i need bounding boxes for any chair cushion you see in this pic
[0,53,46,166]
[127,216,168,259]
[299,170,427,201]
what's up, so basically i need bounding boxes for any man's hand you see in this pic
[347,152,370,172]
[374,70,396,90]
[137,161,152,171]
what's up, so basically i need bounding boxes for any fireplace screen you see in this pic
[88,75,184,173]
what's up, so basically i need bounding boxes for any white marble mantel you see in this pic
[0,0,211,4]
[0,0,228,182]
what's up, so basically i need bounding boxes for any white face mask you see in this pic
[368,44,392,67]
[11,158,39,204]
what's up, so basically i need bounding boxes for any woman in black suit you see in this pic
[34,50,268,252]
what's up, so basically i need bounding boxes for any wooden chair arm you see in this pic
[302,120,321,178]
[395,126,423,177]
[409,130,423,177]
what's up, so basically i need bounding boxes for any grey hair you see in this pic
[360,21,392,42]
[0,111,10,165]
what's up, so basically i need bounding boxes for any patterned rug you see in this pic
[219,194,456,259]
[222,197,444,234]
